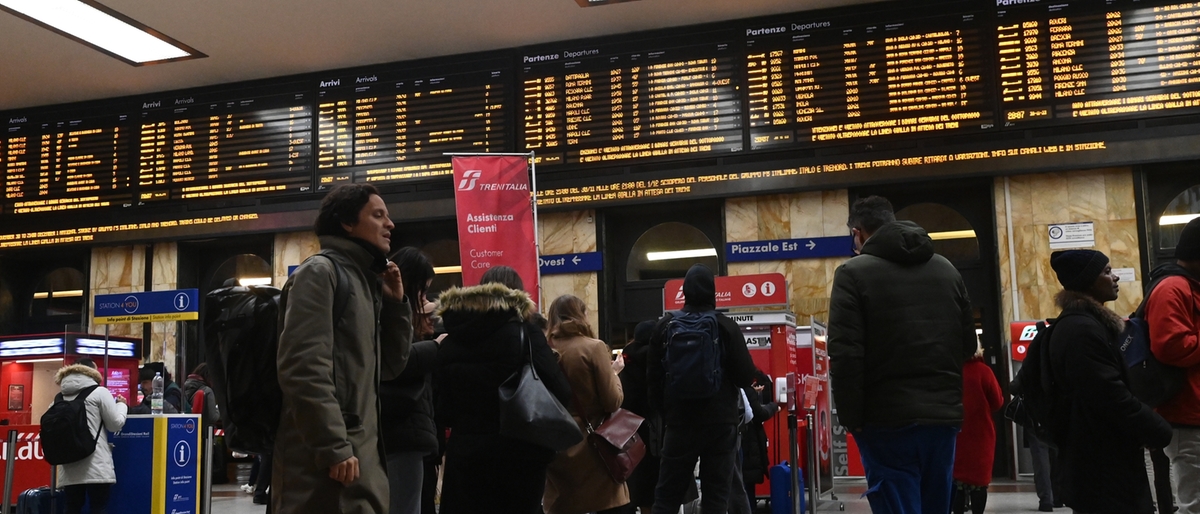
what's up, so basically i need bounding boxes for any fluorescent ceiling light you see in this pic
[0,0,205,66]
[1160,213,1200,226]
[238,277,272,286]
[647,248,717,261]
[14,358,63,364]
[33,289,84,299]
[434,266,462,275]
[928,230,977,241]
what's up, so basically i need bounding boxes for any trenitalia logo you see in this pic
[458,170,482,191]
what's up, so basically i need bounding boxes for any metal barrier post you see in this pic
[203,426,214,514]
[806,413,818,514]
[2,429,17,514]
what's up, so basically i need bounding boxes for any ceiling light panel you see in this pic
[0,0,204,65]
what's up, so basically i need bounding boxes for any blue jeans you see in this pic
[854,424,958,514]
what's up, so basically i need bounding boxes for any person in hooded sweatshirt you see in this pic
[55,358,128,514]
[1045,249,1173,514]
[827,195,976,514]
[647,263,757,514]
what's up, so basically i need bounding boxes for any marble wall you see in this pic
[538,210,600,332]
[273,232,321,288]
[725,191,851,321]
[87,243,186,375]
[88,245,146,339]
[994,168,1142,342]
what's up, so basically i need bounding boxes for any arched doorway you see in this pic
[601,200,724,346]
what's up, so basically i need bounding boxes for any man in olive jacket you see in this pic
[828,196,976,514]
[273,184,414,514]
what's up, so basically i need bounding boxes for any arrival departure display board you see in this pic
[2,112,132,214]
[520,36,744,165]
[744,10,993,150]
[315,65,507,188]
[136,92,313,202]
[998,0,1200,124]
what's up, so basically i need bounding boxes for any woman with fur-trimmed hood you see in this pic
[433,276,572,514]
[1045,250,1172,514]
[54,358,128,514]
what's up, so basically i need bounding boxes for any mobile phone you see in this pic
[611,348,624,361]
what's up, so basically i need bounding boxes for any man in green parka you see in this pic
[273,183,414,514]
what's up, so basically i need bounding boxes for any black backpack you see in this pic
[40,385,101,465]
[662,310,724,401]
[204,251,349,454]
[1119,270,1190,407]
[1005,319,1063,449]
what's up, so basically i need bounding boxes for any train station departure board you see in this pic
[315,64,508,188]
[520,36,744,165]
[998,0,1200,125]
[137,93,313,202]
[744,10,993,150]
[2,113,132,214]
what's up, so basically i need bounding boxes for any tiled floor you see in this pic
[210,478,1053,513]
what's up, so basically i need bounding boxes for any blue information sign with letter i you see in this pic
[93,289,200,324]
[539,252,604,275]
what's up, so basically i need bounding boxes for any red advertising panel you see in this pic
[663,273,787,310]
[1010,321,1042,362]
[0,426,51,504]
[452,156,539,302]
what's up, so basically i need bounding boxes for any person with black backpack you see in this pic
[46,358,127,514]
[1145,216,1200,514]
[647,263,757,514]
[274,183,414,514]
[1045,250,1173,514]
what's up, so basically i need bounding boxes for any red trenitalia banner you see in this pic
[663,273,788,310]
[452,156,539,301]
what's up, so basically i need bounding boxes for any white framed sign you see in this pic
[1048,222,1095,249]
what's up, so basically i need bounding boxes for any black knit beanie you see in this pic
[1050,250,1110,292]
[1176,217,1200,261]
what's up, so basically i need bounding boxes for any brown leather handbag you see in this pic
[571,382,647,482]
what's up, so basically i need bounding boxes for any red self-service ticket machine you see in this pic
[729,311,800,498]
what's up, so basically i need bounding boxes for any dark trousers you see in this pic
[1149,447,1174,514]
[440,445,548,514]
[855,424,958,514]
[652,423,739,514]
[254,453,273,495]
[64,483,111,514]
[1027,429,1057,509]
[951,486,987,514]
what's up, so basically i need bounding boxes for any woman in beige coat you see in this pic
[543,294,630,514]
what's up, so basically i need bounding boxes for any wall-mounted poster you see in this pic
[8,385,23,411]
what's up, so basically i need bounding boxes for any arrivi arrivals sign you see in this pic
[452,156,539,301]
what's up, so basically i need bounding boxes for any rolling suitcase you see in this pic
[769,462,805,514]
[15,486,65,514]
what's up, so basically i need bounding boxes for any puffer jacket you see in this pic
[54,364,128,486]
[273,235,414,514]
[1048,290,1173,514]
[182,374,219,430]
[828,220,976,430]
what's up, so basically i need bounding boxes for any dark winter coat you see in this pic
[741,382,778,485]
[182,374,220,431]
[1047,290,1173,514]
[952,358,1002,487]
[648,265,757,427]
[379,339,438,457]
[618,337,661,507]
[828,220,976,430]
[433,283,572,514]
[273,235,414,514]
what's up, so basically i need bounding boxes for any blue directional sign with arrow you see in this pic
[726,236,855,263]
[539,252,604,275]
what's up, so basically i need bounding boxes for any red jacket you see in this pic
[953,358,1003,487]
[1147,275,1200,426]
